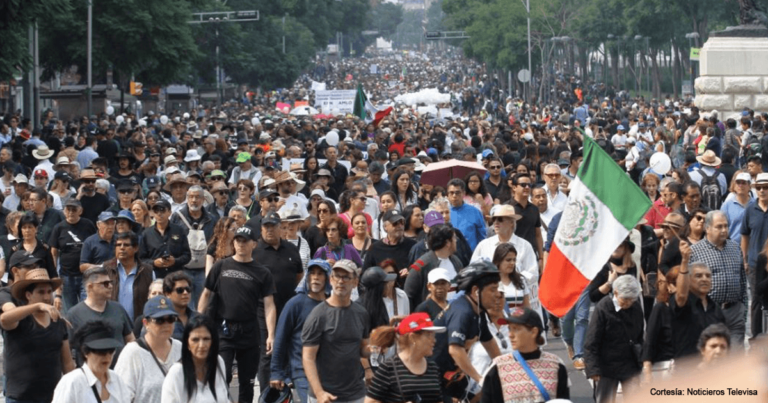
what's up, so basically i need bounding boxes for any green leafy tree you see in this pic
[39,0,201,86]
[0,0,70,81]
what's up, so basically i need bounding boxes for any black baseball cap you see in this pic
[383,210,405,224]
[9,253,41,269]
[262,211,282,226]
[233,226,257,241]
[498,307,543,331]
[152,199,172,211]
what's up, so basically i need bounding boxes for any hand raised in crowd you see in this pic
[679,240,690,262]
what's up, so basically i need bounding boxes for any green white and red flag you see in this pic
[539,136,651,316]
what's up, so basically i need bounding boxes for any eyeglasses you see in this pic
[153,207,168,213]
[736,180,749,186]
[517,183,531,188]
[263,197,279,203]
[357,197,367,202]
[115,243,132,248]
[693,215,705,221]
[332,273,354,282]
[174,286,191,294]
[151,316,177,325]
[95,280,113,288]
[545,173,561,178]
[490,166,502,170]
[318,208,330,213]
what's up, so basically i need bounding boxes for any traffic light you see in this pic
[130,81,143,96]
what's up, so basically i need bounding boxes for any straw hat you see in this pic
[12,269,62,302]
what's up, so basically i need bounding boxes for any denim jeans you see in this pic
[183,268,205,309]
[561,287,590,358]
[293,376,310,403]
[60,273,86,312]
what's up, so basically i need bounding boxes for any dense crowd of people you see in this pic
[0,50,762,403]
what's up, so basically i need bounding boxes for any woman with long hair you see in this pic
[372,191,397,240]
[313,216,362,268]
[379,259,410,318]
[390,169,417,212]
[205,217,237,277]
[303,156,319,183]
[305,199,337,256]
[161,316,228,402]
[402,205,424,240]
[52,320,130,402]
[360,266,395,331]
[463,171,493,216]
[131,199,152,229]
[350,212,373,263]
[339,190,372,239]
[306,186,326,226]
[587,238,638,303]
[686,208,707,244]
[365,313,444,403]
[492,243,530,309]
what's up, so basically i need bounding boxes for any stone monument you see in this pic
[695,1,768,118]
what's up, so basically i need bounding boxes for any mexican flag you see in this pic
[353,83,393,127]
[539,136,651,317]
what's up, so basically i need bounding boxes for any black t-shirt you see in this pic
[432,296,492,374]
[252,240,303,314]
[415,298,445,321]
[205,257,276,322]
[48,218,97,275]
[304,225,328,257]
[5,315,67,401]
[0,286,15,312]
[80,193,112,224]
[510,200,541,255]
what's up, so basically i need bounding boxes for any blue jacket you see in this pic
[271,259,331,383]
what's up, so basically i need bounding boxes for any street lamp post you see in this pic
[87,0,92,118]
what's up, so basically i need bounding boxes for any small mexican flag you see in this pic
[539,136,651,317]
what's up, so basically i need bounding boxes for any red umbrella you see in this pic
[420,159,487,188]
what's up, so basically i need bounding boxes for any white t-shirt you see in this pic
[384,288,410,319]
[115,339,183,403]
[161,356,229,403]
[53,365,131,403]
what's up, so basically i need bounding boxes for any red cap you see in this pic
[397,312,446,335]
[19,130,31,140]
[33,169,48,178]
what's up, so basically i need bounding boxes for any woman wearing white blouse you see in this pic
[53,320,131,403]
[161,316,230,403]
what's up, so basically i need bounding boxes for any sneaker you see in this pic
[573,357,585,370]
[567,344,575,360]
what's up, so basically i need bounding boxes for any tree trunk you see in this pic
[651,47,661,99]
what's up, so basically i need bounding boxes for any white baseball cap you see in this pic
[428,268,451,284]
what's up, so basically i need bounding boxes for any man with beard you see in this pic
[302,259,370,403]
[171,185,217,308]
[270,259,331,403]
[76,168,111,224]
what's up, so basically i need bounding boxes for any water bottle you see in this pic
[369,346,381,368]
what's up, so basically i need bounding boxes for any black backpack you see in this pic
[698,168,722,210]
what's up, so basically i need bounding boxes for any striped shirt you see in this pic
[367,356,442,403]
[499,278,530,310]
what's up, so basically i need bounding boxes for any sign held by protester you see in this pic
[314,90,357,115]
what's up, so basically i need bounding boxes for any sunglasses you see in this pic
[153,207,168,213]
[91,348,116,356]
[545,173,561,178]
[357,197,367,202]
[496,331,509,350]
[693,215,705,221]
[151,316,177,325]
[118,189,134,194]
[490,166,502,170]
[263,197,279,203]
[517,183,531,188]
[174,286,191,294]
[81,179,96,184]
[756,186,768,191]
[318,208,330,213]
[94,280,113,288]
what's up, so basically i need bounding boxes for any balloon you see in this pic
[106,106,115,115]
[251,117,260,126]
[139,118,147,127]
[650,152,672,175]
[115,116,124,124]
[173,117,180,123]
[182,112,190,120]
[160,115,169,125]
[125,118,132,126]
[326,131,339,146]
